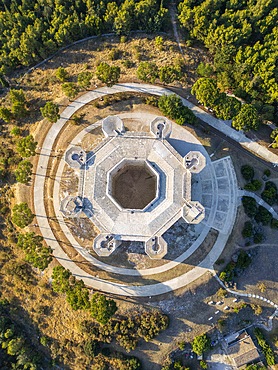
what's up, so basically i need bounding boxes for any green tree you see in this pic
[17,232,52,270]
[232,104,260,131]
[191,78,220,107]
[10,126,21,136]
[66,279,90,310]
[269,128,278,148]
[158,94,196,125]
[16,135,37,157]
[8,89,27,118]
[51,266,71,293]
[15,160,33,184]
[90,293,117,325]
[255,206,272,225]
[242,196,257,218]
[244,180,262,192]
[241,165,254,181]
[62,82,79,99]
[261,181,277,205]
[214,94,241,120]
[77,71,92,89]
[192,334,210,355]
[196,62,213,77]
[241,221,253,238]
[40,101,60,123]
[137,62,158,83]
[159,65,183,84]
[55,67,69,82]
[12,203,34,228]
[0,107,12,123]
[96,62,120,87]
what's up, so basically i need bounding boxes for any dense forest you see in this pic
[0,0,168,72]
[178,0,278,121]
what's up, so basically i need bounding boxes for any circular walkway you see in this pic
[34,84,239,296]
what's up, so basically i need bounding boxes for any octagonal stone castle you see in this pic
[61,116,206,259]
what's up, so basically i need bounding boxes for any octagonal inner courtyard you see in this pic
[110,160,157,210]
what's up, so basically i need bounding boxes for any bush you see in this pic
[62,82,79,99]
[241,221,253,238]
[77,71,93,89]
[270,218,278,228]
[108,48,121,61]
[253,232,263,244]
[254,206,272,225]
[241,165,254,181]
[90,293,118,325]
[264,169,271,177]
[237,250,251,269]
[158,94,196,125]
[96,62,120,87]
[136,61,158,83]
[196,62,213,77]
[242,196,257,218]
[254,328,275,366]
[56,67,69,82]
[12,203,34,228]
[261,181,277,205]
[192,334,210,355]
[244,179,262,191]
[200,360,208,369]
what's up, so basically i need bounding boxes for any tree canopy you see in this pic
[40,101,60,123]
[14,160,33,184]
[0,0,168,73]
[90,293,118,325]
[192,334,210,355]
[12,203,34,228]
[158,94,197,125]
[17,232,52,270]
[232,104,260,131]
[16,135,37,157]
[96,62,120,87]
[178,0,278,121]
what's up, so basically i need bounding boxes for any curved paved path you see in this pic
[214,274,278,330]
[239,190,278,218]
[53,113,212,276]
[33,83,253,296]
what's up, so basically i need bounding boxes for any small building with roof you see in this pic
[225,331,261,369]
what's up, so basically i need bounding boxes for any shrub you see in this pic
[96,62,120,87]
[200,360,208,369]
[10,126,21,136]
[261,181,277,205]
[192,334,210,355]
[137,61,158,83]
[158,94,196,125]
[270,218,278,228]
[244,179,262,191]
[254,206,272,225]
[12,203,34,228]
[242,196,257,218]
[264,169,271,177]
[254,328,275,366]
[56,67,69,82]
[178,341,186,350]
[241,165,254,181]
[253,232,263,244]
[62,82,79,99]
[242,221,253,238]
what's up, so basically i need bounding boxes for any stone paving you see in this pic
[33,83,276,297]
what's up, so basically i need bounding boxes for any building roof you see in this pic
[226,333,260,369]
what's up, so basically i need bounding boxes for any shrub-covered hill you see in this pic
[0,0,168,72]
